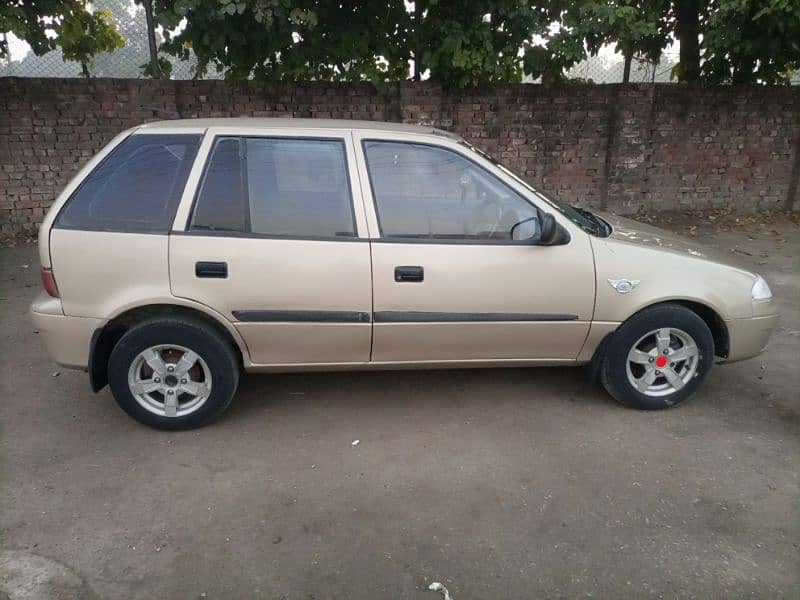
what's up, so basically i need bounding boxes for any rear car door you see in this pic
[170,127,373,366]
[353,133,596,364]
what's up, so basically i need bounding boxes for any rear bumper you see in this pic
[30,293,105,370]
[723,313,779,363]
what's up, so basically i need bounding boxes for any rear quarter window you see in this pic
[55,133,201,233]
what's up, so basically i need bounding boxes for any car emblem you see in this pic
[608,278,640,294]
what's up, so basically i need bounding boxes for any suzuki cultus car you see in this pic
[31,119,778,429]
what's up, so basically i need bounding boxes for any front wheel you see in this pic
[600,304,715,410]
[108,317,240,430]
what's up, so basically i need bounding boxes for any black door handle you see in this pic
[395,266,424,282]
[195,261,228,278]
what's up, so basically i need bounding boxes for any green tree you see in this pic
[153,0,551,87]
[0,0,123,75]
[524,0,671,83]
[59,7,123,76]
[154,0,408,81]
[583,0,671,82]
[701,0,800,84]
[414,0,551,87]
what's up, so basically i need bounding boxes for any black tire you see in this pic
[108,317,240,430]
[600,304,714,410]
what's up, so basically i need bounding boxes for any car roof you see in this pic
[135,117,459,138]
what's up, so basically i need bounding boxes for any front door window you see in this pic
[362,140,541,242]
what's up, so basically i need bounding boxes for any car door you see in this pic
[353,132,595,364]
[170,127,373,366]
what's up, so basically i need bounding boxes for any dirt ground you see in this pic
[1,213,798,599]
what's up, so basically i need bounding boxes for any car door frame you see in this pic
[350,129,599,366]
[168,125,376,370]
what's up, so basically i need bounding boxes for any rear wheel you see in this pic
[108,317,239,429]
[600,304,714,410]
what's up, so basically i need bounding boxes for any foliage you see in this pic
[524,0,671,83]
[3,0,800,86]
[153,0,552,87]
[580,0,671,61]
[59,8,124,76]
[0,0,123,75]
[140,55,172,78]
[154,0,409,81]
[416,1,551,87]
[701,0,800,84]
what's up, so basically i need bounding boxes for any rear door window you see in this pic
[190,136,356,239]
[56,134,201,233]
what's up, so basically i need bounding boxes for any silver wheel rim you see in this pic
[127,344,212,418]
[625,327,700,398]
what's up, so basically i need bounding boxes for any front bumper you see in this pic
[30,292,105,370]
[723,313,779,363]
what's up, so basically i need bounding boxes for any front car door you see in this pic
[352,131,596,365]
[170,126,373,367]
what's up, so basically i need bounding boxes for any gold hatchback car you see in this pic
[31,119,778,429]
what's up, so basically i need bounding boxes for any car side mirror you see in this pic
[538,213,570,246]
[511,213,571,245]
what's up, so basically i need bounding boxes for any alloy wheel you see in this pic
[625,327,700,398]
[127,344,212,417]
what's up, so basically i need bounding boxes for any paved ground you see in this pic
[1,215,798,599]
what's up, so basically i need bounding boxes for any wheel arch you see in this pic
[89,302,248,392]
[667,299,729,359]
[587,298,729,382]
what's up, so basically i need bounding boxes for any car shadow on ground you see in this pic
[224,366,615,423]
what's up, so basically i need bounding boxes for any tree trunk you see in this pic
[731,4,757,84]
[675,0,700,82]
[413,0,424,81]
[143,0,162,79]
[622,50,633,83]
[732,56,756,84]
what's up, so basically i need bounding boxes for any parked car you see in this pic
[31,119,778,429]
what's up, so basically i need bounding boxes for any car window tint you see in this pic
[191,138,248,232]
[363,141,539,241]
[56,134,201,233]
[245,138,355,238]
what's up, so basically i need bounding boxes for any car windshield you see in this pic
[458,140,611,237]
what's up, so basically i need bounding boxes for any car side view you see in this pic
[31,119,779,430]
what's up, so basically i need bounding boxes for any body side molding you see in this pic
[233,310,371,323]
[373,311,579,323]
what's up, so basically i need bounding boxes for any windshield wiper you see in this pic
[575,208,610,237]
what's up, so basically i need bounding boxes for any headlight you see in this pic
[751,274,772,301]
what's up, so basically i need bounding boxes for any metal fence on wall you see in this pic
[1,1,797,85]
[0,0,217,80]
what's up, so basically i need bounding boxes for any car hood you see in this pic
[596,212,752,273]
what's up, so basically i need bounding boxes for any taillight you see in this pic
[41,267,60,298]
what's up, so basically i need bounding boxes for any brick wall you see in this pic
[1,78,798,236]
